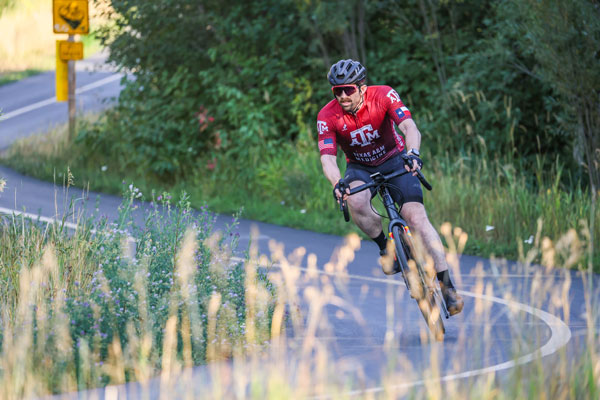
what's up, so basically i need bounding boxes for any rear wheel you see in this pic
[392,225,445,342]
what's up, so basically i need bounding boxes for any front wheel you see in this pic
[392,225,445,342]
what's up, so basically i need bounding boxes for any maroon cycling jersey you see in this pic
[317,85,412,166]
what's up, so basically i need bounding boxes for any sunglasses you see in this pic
[332,85,358,97]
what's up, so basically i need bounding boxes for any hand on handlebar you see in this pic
[402,153,423,176]
[333,179,350,203]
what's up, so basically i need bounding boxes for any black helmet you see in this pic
[327,59,367,86]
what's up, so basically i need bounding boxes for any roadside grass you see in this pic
[0,69,44,86]
[0,0,103,86]
[0,196,597,397]
[1,117,598,271]
[0,185,275,397]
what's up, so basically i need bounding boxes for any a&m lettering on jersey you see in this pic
[349,124,380,147]
[317,120,328,135]
[387,89,401,103]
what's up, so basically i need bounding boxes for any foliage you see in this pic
[0,0,14,16]
[0,186,275,393]
[5,0,600,265]
[504,0,600,198]
[4,123,598,269]
[83,0,596,194]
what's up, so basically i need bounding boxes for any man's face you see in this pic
[332,84,366,112]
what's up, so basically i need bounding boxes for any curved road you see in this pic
[0,55,596,398]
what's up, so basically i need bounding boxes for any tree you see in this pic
[509,0,600,199]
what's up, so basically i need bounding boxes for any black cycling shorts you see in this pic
[343,152,424,205]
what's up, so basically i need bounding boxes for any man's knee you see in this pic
[347,181,370,213]
[402,202,429,228]
[347,192,371,215]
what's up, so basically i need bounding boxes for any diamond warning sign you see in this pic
[53,0,89,35]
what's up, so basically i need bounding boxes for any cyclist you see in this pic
[317,59,463,315]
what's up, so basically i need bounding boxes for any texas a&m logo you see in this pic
[317,120,328,135]
[387,89,401,103]
[350,124,380,147]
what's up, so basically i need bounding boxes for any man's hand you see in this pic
[333,179,350,203]
[403,153,423,176]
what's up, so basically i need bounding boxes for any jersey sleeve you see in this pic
[316,115,337,156]
[380,86,412,125]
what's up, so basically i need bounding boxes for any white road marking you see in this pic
[1,207,572,394]
[0,206,80,230]
[230,255,572,395]
[0,74,123,121]
[0,206,135,245]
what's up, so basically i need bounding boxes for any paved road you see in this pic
[0,50,123,149]
[0,55,595,398]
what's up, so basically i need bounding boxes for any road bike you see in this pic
[338,156,448,341]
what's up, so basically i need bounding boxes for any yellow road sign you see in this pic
[58,41,84,61]
[56,41,68,102]
[53,0,89,34]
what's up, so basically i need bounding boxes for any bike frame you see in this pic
[375,176,414,290]
[345,166,450,320]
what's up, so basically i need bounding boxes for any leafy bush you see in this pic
[85,0,596,193]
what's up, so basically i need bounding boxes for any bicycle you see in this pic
[338,155,449,341]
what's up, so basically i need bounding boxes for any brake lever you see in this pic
[338,180,351,222]
[341,199,350,222]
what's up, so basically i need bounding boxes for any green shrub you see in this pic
[0,187,275,393]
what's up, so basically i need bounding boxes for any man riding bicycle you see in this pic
[317,59,463,315]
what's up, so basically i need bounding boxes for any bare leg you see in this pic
[400,202,448,273]
[401,202,464,315]
[346,180,382,238]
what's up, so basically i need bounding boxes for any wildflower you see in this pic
[101,165,108,172]
[207,159,217,170]
[485,225,494,232]
[524,235,534,244]
[300,209,306,214]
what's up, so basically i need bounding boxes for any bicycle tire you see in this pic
[392,225,445,342]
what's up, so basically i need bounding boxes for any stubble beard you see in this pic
[340,100,353,112]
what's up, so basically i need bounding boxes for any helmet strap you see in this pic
[350,85,365,115]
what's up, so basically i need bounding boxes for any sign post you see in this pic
[55,41,68,102]
[53,0,89,141]
[67,35,76,141]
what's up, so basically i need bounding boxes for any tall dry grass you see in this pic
[0,186,276,398]
[0,0,104,73]
[0,187,597,398]
[0,0,56,72]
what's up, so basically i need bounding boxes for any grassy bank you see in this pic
[1,117,598,271]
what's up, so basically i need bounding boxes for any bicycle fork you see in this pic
[380,186,450,319]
